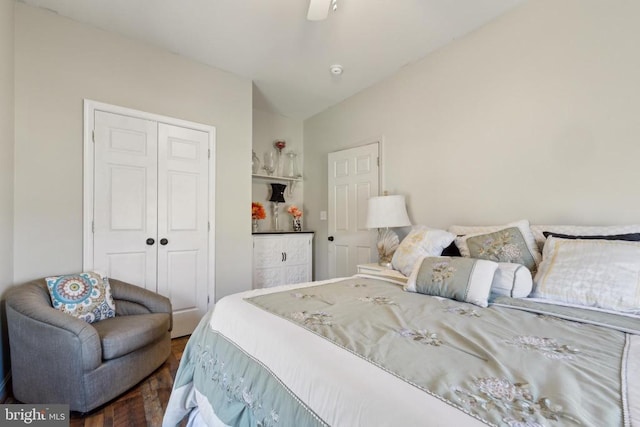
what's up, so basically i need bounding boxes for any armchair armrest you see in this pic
[6,280,102,371]
[109,278,172,330]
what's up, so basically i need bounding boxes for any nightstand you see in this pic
[356,263,388,274]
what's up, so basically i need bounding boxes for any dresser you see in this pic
[252,232,314,288]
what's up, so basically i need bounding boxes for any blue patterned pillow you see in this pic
[46,272,116,323]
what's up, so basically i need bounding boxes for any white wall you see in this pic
[252,108,304,232]
[0,0,14,397]
[304,0,640,280]
[14,3,253,300]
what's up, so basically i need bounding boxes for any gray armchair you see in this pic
[6,277,172,413]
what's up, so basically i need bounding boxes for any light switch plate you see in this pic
[320,211,327,220]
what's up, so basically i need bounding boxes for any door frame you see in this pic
[82,99,217,306]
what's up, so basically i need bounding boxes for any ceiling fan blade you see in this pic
[307,0,331,21]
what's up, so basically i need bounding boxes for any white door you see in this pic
[328,143,380,278]
[157,123,209,337]
[93,111,158,290]
[92,110,209,337]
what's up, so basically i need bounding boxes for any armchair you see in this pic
[6,277,172,413]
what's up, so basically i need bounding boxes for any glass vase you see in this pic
[283,151,301,178]
[252,151,260,174]
[252,219,259,233]
[263,149,277,176]
[292,217,302,232]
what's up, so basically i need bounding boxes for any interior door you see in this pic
[157,123,210,337]
[92,110,210,337]
[328,143,379,278]
[93,110,158,291]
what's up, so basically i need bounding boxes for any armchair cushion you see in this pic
[92,313,171,360]
[45,272,116,324]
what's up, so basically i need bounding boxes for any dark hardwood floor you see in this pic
[2,336,190,427]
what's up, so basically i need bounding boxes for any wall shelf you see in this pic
[252,173,302,183]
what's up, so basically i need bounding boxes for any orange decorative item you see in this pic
[287,205,303,231]
[252,202,266,232]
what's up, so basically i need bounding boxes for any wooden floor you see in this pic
[2,336,190,427]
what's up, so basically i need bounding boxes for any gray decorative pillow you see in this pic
[455,220,541,274]
[406,256,498,307]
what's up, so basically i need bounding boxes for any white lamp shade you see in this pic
[366,195,411,229]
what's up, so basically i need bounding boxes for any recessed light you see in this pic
[330,64,343,75]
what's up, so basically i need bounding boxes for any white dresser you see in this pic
[252,232,314,288]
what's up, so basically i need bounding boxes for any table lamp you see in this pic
[269,183,287,231]
[366,194,411,267]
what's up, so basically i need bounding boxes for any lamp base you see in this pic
[377,259,393,269]
[376,228,399,269]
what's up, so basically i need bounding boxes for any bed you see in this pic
[163,222,640,427]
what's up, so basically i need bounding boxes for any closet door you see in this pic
[92,108,211,337]
[157,123,209,337]
[93,111,158,291]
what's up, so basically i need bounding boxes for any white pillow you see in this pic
[454,220,541,273]
[391,226,456,276]
[530,224,640,251]
[406,256,498,308]
[491,263,532,298]
[532,236,640,313]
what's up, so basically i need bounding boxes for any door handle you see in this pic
[284,252,287,262]
[281,252,285,262]
[160,238,169,245]
[328,236,334,241]
[146,238,155,245]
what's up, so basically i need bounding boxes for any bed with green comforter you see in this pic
[164,275,640,427]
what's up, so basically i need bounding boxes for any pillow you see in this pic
[406,256,498,307]
[532,236,640,313]
[441,242,461,257]
[46,272,116,323]
[531,224,640,251]
[391,226,456,276]
[454,220,541,274]
[542,231,640,241]
[490,263,532,298]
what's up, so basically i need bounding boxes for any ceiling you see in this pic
[19,0,525,120]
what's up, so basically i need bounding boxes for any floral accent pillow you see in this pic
[406,256,498,307]
[532,236,640,313]
[455,220,541,274]
[46,272,116,323]
[391,226,456,276]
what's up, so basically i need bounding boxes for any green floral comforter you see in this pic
[247,277,636,427]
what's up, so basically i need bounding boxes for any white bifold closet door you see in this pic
[93,110,209,337]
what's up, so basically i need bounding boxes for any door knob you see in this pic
[146,238,155,245]
[328,236,334,241]
[160,238,169,245]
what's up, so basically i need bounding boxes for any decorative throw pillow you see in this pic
[490,263,532,299]
[391,226,456,276]
[455,220,541,274]
[532,236,640,313]
[46,272,116,323]
[542,231,640,241]
[406,256,498,307]
[531,224,640,251]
